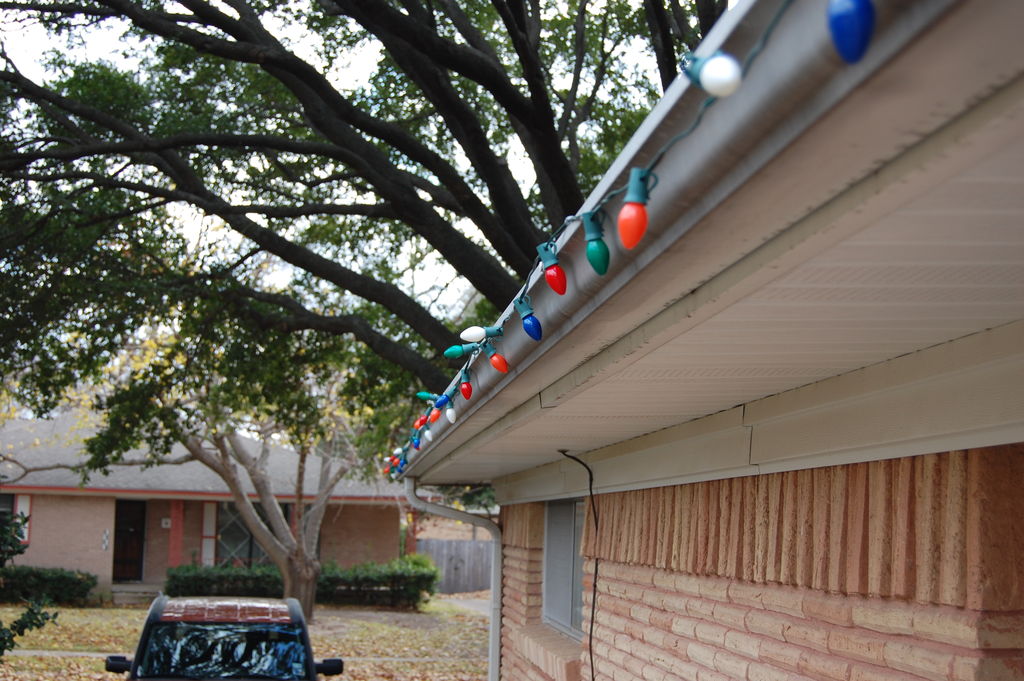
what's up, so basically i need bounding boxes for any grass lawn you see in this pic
[0,600,487,680]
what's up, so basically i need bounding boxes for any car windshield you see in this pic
[135,621,310,680]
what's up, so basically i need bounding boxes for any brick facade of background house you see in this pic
[12,493,401,591]
[499,444,1024,681]
[15,495,116,585]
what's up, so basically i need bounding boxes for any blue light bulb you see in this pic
[514,295,542,342]
[828,0,875,64]
[522,314,542,341]
[435,394,451,410]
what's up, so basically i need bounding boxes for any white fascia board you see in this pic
[494,321,1024,504]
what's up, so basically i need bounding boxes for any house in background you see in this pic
[401,1,1024,680]
[0,415,405,601]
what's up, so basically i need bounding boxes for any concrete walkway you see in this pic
[8,649,108,658]
[445,598,490,616]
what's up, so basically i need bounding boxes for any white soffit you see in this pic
[410,0,1024,485]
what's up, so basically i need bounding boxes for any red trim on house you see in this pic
[168,499,184,568]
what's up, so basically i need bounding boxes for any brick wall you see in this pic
[17,495,116,588]
[142,500,206,582]
[318,502,400,567]
[585,562,1024,681]
[499,444,1024,681]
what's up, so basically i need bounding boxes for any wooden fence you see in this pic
[416,538,493,594]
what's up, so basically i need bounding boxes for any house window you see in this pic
[0,494,13,521]
[216,502,272,567]
[543,498,585,638]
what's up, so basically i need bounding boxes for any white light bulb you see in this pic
[699,53,742,97]
[392,448,403,457]
[445,407,457,424]
[424,428,434,442]
[460,326,486,343]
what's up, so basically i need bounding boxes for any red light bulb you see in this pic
[618,202,648,250]
[618,167,651,250]
[429,408,441,423]
[413,415,426,429]
[460,381,473,400]
[536,241,567,295]
[544,264,567,295]
[490,352,509,373]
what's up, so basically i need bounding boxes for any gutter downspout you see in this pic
[404,477,502,681]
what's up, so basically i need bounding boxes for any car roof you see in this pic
[153,596,298,624]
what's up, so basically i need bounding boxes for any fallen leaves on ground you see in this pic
[0,600,487,681]
[0,655,111,680]
[0,606,144,653]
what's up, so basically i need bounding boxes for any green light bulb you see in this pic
[586,238,610,275]
[443,343,478,359]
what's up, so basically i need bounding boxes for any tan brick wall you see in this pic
[583,562,1024,681]
[584,445,1024,609]
[499,444,1024,681]
[319,503,400,567]
[17,495,116,589]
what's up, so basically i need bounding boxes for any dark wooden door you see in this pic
[113,500,146,582]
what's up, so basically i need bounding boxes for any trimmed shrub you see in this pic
[318,554,440,608]
[0,565,97,604]
[165,555,440,609]
[164,564,282,598]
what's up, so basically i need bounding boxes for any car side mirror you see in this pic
[105,655,132,674]
[315,658,344,676]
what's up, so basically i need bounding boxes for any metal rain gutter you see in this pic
[403,477,502,681]
[402,0,964,483]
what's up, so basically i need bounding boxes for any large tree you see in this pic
[0,0,725,611]
[2,326,369,619]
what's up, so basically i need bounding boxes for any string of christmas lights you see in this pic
[384,0,876,477]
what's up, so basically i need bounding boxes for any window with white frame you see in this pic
[543,498,586,638]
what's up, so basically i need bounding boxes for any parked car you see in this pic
[106,595,344,680]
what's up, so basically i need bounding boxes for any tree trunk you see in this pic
[281,551,322,622]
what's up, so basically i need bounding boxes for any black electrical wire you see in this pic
[560,449,599,681]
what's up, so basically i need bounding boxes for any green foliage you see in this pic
[163,563,283,599]
[0,601,58,658]
[435,485,497,512]
[49,59,155,134]
[0,565,97,605]
[318,555,440,609]
[0,514,28,569]
[0,0,718,488]
[164,555,440,609]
